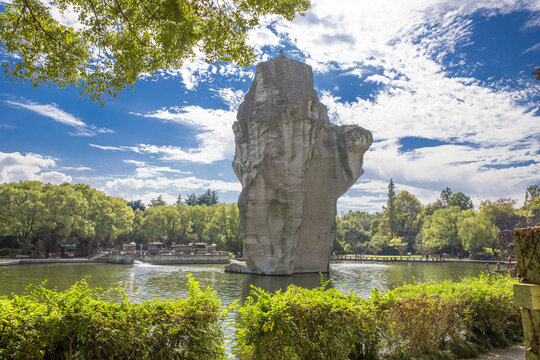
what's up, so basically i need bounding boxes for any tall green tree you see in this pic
[386,179,397,238]
[184,193,198,206]
[0,181,47,250]
[196,189,219,206]
[336,211,373,252]
[183,190,219,206]
[187,205,208,242]
[421,206,472,254]
[448,192,474,210]
[127,199,146,212]
[523,184,540,210]
[91,192,134,246]
[175,194,183,206]
[458,214,497,254]
[0,0,310,103]
[437,187,453,208]
[142,205,189,244]
[128,209,145,243]
[40,183,87,252]
[478,198,517,231]
[149,195,168,207]
[70,183,133,249]
[394,190,422,241]
[222,203,241,254]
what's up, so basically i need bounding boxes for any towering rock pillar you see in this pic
[231,52,372,275]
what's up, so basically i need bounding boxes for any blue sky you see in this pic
[0,0,539,213]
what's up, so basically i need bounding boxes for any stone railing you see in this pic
[513,225,540,360]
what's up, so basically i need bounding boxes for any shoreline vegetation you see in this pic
[1,181,538,264]
[0,274,521,360]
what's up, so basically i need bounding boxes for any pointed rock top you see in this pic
[277,50,286,59]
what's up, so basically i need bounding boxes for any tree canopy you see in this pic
[0,0,310,103]
[0,181,241,255]
[0,181,134,253]
[447,192,474,210]
[523,184,540,211]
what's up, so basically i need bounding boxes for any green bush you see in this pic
[0,274,520,360]
[0,275,227,360]
[0,248,9,257]
[389,274,521,349]
[235,274,521,360]
[235,283,382,360]
[385,297,460,356]
[470,250,494,260]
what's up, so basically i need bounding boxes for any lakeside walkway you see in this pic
[0,258,98,266]
[466,344,524,359]
[331,256,514,265]
[2,257,516,266]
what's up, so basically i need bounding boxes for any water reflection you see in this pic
[1,261,487,302]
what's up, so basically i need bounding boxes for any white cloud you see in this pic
[5,99,113,136]
[39,171,72,184]
[59,166,94,171]
[523,42,540,54]
[92,89,243,166]
[320,81,540,147]
[267,0,540,212]
[123,159,190,178]
[153,52,253,89]
[101,175,241,206]
[89,143,131,151]
[339,138,538,211]
[342,178,442,213]
[338,194,387,213]
[212,88,246,110]
[0,152,72,184]
[124,105,236,164]
[270,0,539,72]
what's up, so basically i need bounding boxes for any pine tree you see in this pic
[387,179,396,239]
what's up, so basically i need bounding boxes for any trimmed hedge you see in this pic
[0,275,226,360]
[235,274,521,360]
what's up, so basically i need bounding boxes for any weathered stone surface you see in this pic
[514,226,540,360]
[230,52,372,275]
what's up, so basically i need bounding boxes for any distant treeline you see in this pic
[336,180,540,258]
[0,181,241,256]
[1,180,538,258]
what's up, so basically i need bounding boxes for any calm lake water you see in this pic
[0,261,486,303]
[0,261,486,354]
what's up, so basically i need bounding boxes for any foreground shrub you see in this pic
[385,297,460,356]
[236,274,521,360]
[235,283,382,360]
[0,275,226,360]
[0,274,520,360]
[389,274,522,350]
